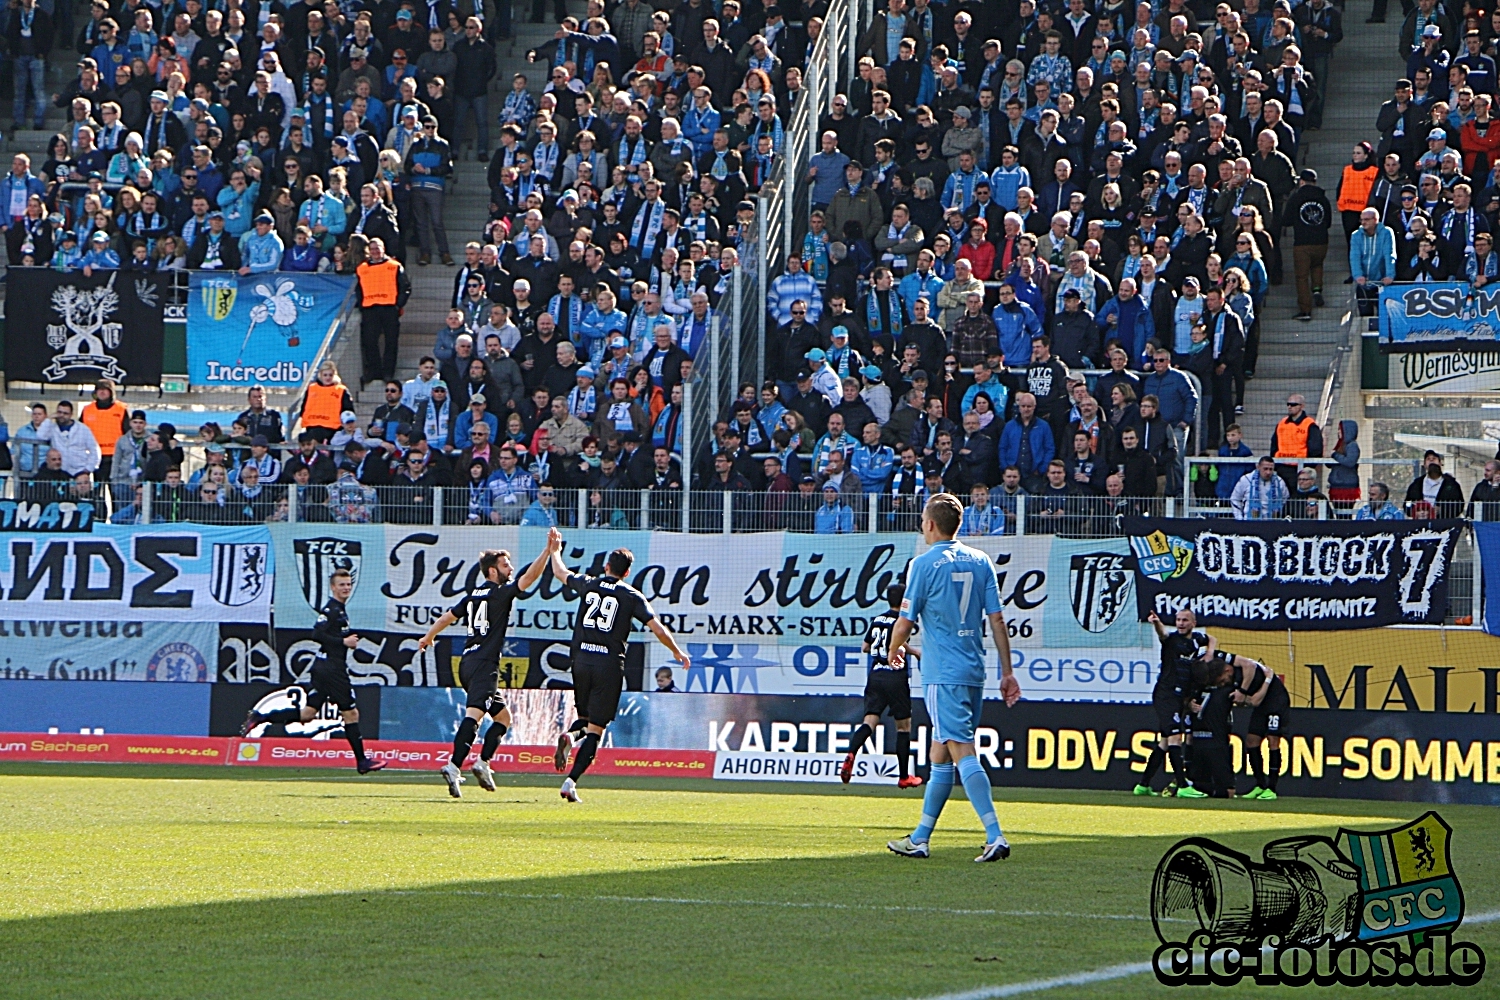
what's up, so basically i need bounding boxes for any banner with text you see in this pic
[1126,518,1463,630]
[268,526,1160,700]
[1379,282,1500,351]
[0,525,273,623]
[187,272,354,387]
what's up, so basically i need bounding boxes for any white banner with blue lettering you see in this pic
[269,526,1157,701]
[1379,282,1500,351]
[187,273,354,387]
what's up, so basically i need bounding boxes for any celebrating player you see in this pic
[1225,652,1290,800]
[418,531,561,798]
[840,584,923,788]
[886,494,1022,863]
[240,569,385,774]
[1138,610,1209,799]
[548,541,690,803]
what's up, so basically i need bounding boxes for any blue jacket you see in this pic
[453,409,500,443]
[991,300,1043,363]
[1140,368,1198,427]
[217,181,260,237]
[1095,294,1156,365]
[242,230,284,273]
[0,171,45,220]
[1214,440,1254,500]
[814,501,855,533]
[850,443,895,492]
[997,416,1054,478]
[1349,224,1397,283]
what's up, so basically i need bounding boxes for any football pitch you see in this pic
[1,765,1497,1000]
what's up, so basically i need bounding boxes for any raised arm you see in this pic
[1147,611,1170,642]
[547,526,574,588]
[518,528,562,591]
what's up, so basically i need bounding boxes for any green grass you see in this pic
[0,764,1497,999]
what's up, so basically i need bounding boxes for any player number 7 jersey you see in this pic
[900,540,1001,687]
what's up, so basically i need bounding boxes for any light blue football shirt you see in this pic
[900,540,1002,687]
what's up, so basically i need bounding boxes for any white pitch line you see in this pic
[910,962,1155,1000]
[388,888,1174,921]
[906,908,1500,1000]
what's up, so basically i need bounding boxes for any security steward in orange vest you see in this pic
[356,237,412,384]
[299,363,355,444]
[1271,393,1324,493]
[80,378,130,479]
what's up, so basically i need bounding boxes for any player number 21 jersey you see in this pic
[900,540,1001,687]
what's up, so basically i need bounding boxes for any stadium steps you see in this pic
[390,1,590,384]
[1236,13,1401,452]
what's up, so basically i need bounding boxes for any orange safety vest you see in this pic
[357,259,401,306]
[1337,165,1378,213]
[1274,415,1312,459]
[80,401,126,456]
[303,382,345,429]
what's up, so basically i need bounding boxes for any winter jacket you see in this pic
[1327,419,1361,490]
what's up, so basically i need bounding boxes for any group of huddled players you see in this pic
[1139,608,1290,800]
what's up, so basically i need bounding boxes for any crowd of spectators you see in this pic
[0,0,494,276]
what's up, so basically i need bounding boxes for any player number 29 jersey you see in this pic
[569,575,656,667]
[900,540,1001,687]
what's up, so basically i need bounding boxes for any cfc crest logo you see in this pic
[201,276,237,321]
[1068,552,1133,633]
[1150,811,1484,987]
[1130,529,1194,582]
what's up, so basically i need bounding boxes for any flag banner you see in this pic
[0,497,96,532]
[1126,518,1465,630]
[187,272,354,387]
[0,525,272,623]
[1479,524,1500,637]
[4,268,164,385]
[268,526,1159,701]
[1378,282,1500,350]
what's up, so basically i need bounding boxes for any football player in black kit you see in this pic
[418,529,561,798]
[839,584,924,788]
[1220,650,1291,800]
[1137,610,1209,798]
[548,541,690,803]
[240,569,386,774]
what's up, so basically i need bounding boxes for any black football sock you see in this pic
[260,706,302,725]
[1246,746,1264,788]
[480,720,508,761]
[343,721,369,764]
[568,718,589,739]
[568,732,600,782]
[896,730,912,779]
[450,716,478,767]
[1267,748,1283,791]
[1141,745,1166,784]
[1166,745,1187,785]
[846,724,873,756]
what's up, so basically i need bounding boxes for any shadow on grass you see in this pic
[0,811,1422,1000]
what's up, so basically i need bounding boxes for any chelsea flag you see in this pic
[187,273,354,387]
